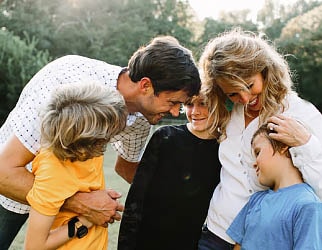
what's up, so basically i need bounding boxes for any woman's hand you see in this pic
[267,114,311,147]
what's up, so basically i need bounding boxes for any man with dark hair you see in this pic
[0,35,200,249]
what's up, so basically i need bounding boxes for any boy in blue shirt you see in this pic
[227,123,322,250]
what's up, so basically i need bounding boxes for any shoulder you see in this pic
[32,149,63,173]
[146,125,186,145]
[41,55,119,73]
[292,184,320,202]
[285,92,321,116]
[294,199,322,221]
[52,55,102,64]
[153,124,186,137]
[248,190,268,204]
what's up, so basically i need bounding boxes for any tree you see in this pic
[0,0,196,66]
[257,0,321,39]
[0,29,51,124]
[195,13,257,61]
[277,4,322,111]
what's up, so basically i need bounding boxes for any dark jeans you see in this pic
[198,225,234,250]
[0,205,28,250]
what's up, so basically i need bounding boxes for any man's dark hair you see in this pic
[128,36,200,97]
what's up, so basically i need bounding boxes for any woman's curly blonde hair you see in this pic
[199,28,295,141]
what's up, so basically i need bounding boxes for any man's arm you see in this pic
[0,135,124,226]
[115,155,139,184]
[63,189,124,226]
[0,135,35,204]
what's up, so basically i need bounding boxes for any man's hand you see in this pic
[63,189,124,227]
[267,114,311,147]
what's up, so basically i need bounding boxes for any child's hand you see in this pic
[78,216,94,228]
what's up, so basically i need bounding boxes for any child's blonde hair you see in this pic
[40,81,127,161]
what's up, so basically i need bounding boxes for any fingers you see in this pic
[106,188,122,199]
[268,123,278,132]
[267,115,311,147]
[112,211,122,221]
[102,216,117,228]
[83,195,124,227]
[267,114,288,128]
[102,221,109,228]
[100,210,122,228]
[116,200,124,212]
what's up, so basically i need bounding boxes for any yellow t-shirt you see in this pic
[27,149,107,250]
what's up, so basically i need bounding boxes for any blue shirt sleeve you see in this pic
[293,202,322,249]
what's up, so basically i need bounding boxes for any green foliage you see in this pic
[0,0,195,66]
[279,39,322,112]
[277,4,322,111]
[0,0,56,51]
[0,29,51,124]
[258,0,321,39]
[195,18,258,61]
[0,0,322,119]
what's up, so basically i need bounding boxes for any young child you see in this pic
[226,124,322,250]
[117,95,221,250]
[198,28,322,250]
[24,82,128,249]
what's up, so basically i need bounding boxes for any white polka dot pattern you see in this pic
[0,55,151,214]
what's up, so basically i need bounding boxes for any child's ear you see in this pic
[280,146,290,157]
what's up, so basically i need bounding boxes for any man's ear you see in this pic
[139,77,153,94]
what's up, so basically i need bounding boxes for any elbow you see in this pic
[115,166,133,184]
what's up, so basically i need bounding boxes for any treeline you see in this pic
[0,0,321,124]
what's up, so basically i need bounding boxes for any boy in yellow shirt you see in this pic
[25,82,127,249]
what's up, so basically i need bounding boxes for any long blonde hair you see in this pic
[40,82,127,161]
[199,28,295,141]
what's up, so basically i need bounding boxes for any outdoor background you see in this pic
[1,0,322,124]
[1,0,322,249]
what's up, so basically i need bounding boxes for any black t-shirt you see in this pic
[118,124,221,250]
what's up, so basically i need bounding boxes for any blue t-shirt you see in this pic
[227,183,322,250]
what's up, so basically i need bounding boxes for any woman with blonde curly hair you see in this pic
[25,82,127,250]
[198,28,322,250]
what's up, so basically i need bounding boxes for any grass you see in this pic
[9,145,131,250]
